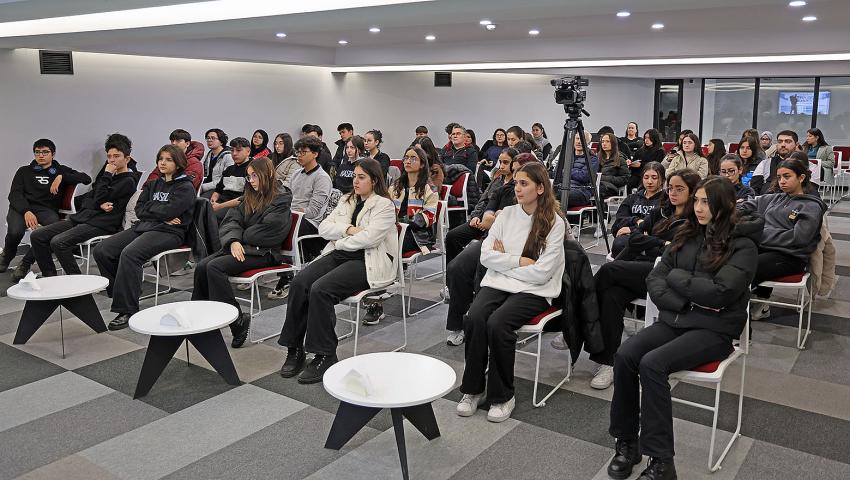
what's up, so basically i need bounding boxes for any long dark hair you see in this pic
[250,129,269,157]
[643,129,663,151]
[270,133,293,167]
[706,139,727,175]
[532,122,548,139]
[653,168,700,235]
[346,158,389,204]
[770,154,815,194]
[807,128,828,147]
[242,157,277,216]
[347,135,366,159]
[642,161,666,191]
[516,162,563,260]
[736,135,762,170]
[670,177,738,272]
[411,136,441,166]
[599,132,622,167]
[393,146,430,199]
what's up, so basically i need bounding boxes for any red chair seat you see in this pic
[771,273,805,283]
[567,205,592,212]
[403,250,420,259]
[237,264,292,278]
[689,360,721,373]
[526,306,561,325]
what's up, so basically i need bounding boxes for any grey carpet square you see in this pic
[0,342,65,393]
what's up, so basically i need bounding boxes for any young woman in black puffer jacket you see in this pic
[607,177,761,480]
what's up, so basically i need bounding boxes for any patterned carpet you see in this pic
[2,203,850,479]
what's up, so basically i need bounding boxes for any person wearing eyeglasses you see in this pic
[192,157,292,348]
[1,138,91,279]
[210,137,253,223]
[718,154,755,202]
[200,128,233,197]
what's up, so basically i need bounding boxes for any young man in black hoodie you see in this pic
[332,123,353,167]
[211,137,252,223]
[31,133,138,277]
[1,138,91,279]
[303,124,334,174]
[93,144,196,330]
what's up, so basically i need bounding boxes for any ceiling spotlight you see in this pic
[275,32,286,38]
[616,11,631,18]
[485,24,496,30]
[425,34,436,41]
[789,1,807,6]
[802,15,817,21]
[528,29,540,36]
[479,19,492,25]
[369,26,381,33]
[338,40,348,45]
[651,23,664,29]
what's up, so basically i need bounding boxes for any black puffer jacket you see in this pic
[645,215,762,339]
[551,237,604,363]
[442,164,480,213]
[219,190,293,262]
[600,153,631,197]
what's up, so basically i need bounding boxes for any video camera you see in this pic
[551,76,589,106]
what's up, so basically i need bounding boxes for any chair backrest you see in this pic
[662,142,676,153]
[282,211,305,267]
[434,200,448,252]
[390,159,404,171]
[60,183,80,214]
[395,222,409,285]
[450,172,469,199]
[439,184,449,201]
[833,146,850,170]
[701,145,710,157]
[642,257,663,327]
[137,169,151,190]
[590,142,599,154]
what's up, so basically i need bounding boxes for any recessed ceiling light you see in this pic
[789,1,807,7]
[485,24,496,30]
[651,23,664,29]
[616,11,631,18]
[802,15,817,22]
[425,34,436,41]
[369,26,381,33]
[338,40,348,45]
[275,32,286,38]
[479,19,492,25]
[528,29,540,36]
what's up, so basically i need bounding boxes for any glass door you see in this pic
[654,79,684,142]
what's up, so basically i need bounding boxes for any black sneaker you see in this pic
[362,303,385,326]
[608,438,642,479]
[108,313,131,331]
[230,313,251,348]
[11,263,30,282]
[637,457,677,480]
[0,257,10,273]
[298,354,338,384]
[280,347,306,378]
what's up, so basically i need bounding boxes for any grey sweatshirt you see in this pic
[738,192,826,260]
[289,165,332,227]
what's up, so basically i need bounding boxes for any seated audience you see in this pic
[192,157,292,348]
[271,133,297,182]
[611,162,666,256]
[250,129,271,159]
[662,132,708,178]
[456,162,565,422]
[441,124,479,172]
[148,129,204,191]
[719,154,755,202]
[751,129,798,194]
[210,137,253,222]
[334,135,365,194]
[1,139,91,280]
[200,128,233,197]
[608,177,759,480]
[466,129,480,160]
[804,127,834,184]
[599,132,631,198]
[760,131,777,158]
[333,123,354,167]
[736,135,763,186]
[629,129,665,192]
[705,138,726,176]
[581,170,699,391]
[277,159,397,383]
[531,123,552,160]
[415,125,428,138]
[31,133,136,277]
[621,122,643,158]
[94,145,196,330]
[739,156,826,320]
[268,135,333,300]
[302,124,334,174]
[552,131,599,207]
[599,125,633,160]
[439,161,481,227]
[479,128,508,171]
[364,129,391,177]
[505,125,525,149]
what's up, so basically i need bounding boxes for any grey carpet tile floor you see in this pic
[2,204,850,479]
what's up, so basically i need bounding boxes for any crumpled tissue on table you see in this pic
[18,272,41,291]
[341,369,374,397]
[160,305,193,328]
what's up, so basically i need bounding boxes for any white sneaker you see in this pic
[447,330,464,346]
[550,333,568,350]
[750,303,770,321]
[487,396,515,423]
[456,393,484,417]
[236,283,252,291]
[267,286,289,300]
[439,286,450,303]
[590,364,614,390]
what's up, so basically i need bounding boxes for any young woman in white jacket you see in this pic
[277,158,398,384]
[456,162,566,423]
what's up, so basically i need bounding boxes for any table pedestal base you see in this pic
[325,401,440,480]
[13,294,106,345]
[134,329,241,398]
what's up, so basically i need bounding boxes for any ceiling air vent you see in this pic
[39,50,74,75]
[434,71,452,87]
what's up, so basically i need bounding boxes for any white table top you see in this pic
[129,301,239,336]
[6,275,108,301]
[323,352,456,408]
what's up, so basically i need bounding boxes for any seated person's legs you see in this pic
[13,208,60,279]
[269,220,326,299]
[93,228,140,296]
[30,220,75,276]
[445,241,482,341]
[1,208,28,271]
[445,222,483,263]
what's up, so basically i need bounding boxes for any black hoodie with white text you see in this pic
[133,174,196,238]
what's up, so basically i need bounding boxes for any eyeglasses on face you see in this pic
[34,150,52,156]
[403,155,420,162]
[719,169,738,175]
[245,173,259,181]
[296,150,312,156]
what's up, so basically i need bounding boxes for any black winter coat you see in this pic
[442,164,480,213]
[551,238,604,363]
[645,215,762,339]
[69,171,137,233]
[219,191,293,261]
[187,198,220,260]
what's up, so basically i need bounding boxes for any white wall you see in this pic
[0,48,655,236]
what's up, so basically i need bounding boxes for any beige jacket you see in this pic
[809,218,836,296]
[319,193,399,289]
[662,151,709,179]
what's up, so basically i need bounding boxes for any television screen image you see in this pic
[778,91,830,115]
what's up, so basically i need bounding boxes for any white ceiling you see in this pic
[0,0,848,75]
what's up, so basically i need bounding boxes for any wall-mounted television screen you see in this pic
[778,91,830,115]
